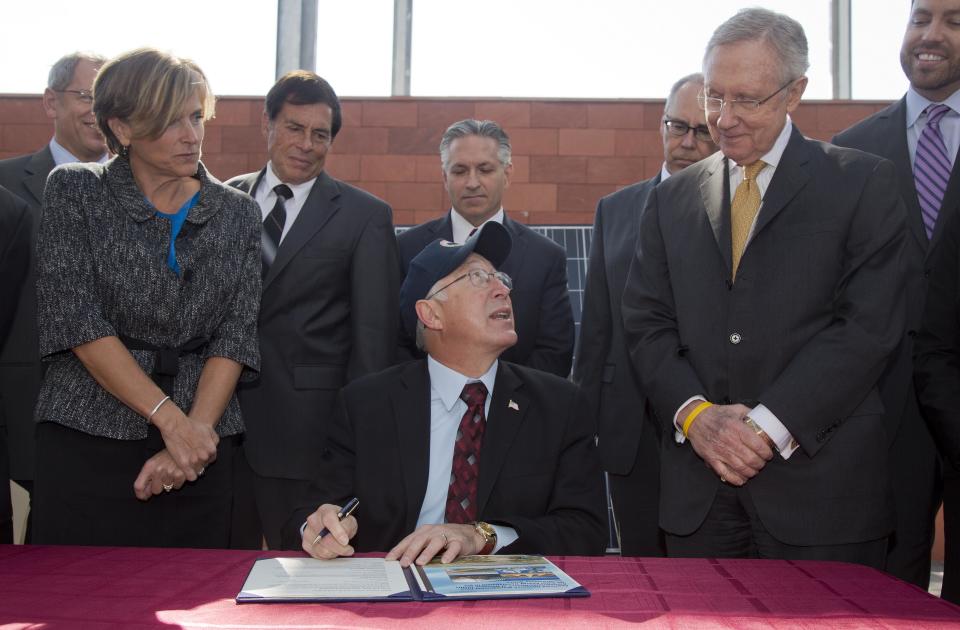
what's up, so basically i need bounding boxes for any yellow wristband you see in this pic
[682,401,713,437]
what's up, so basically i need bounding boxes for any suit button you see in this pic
[924,269,931,279]
[729,333,742,344]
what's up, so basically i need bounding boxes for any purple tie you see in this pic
[915,104,953,240]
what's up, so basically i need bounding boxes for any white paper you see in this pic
[238,557,411,600]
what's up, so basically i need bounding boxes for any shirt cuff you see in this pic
[673,395,707,444]
[491,525,518,553]
[749,404,799,459]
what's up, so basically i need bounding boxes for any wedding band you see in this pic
[163,483,173,492]
[720,476,726,484]
[441,532,449,547]
[198,467,205,476]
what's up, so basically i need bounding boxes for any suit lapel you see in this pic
[501,215,527,275]
[877,99,929,253]
[477,363,528,515]
[24,148,55,206]
[699,154,732,273]
[752,127,813,239]
[392,362,432,533]
[263,171,342,290]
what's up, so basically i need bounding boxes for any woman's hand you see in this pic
[133,449,188,500]
[151,405,218,481]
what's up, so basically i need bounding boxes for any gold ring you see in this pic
[163,483,173,492]
[720,476,726,484]
[441,532,449,547]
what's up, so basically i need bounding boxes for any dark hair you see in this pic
[265,71,342,139]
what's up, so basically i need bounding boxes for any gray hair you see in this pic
[664,72,705,112]
[704,8,809,84]
[439,119,512,171]
[415,282,449,352]
[47,52,107,91]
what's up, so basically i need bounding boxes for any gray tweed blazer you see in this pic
[34,157,262,440]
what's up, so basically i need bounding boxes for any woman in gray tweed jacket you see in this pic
[32,48,261,547]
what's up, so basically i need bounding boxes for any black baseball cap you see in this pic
[399,221,512,339]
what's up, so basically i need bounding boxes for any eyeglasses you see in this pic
[426,268,513,300]
[55,89,94,104]
[698,79,795,115]
[663,119,713,142]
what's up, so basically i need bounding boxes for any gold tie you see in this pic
[731,160,767,279]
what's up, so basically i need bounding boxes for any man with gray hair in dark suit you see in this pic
[0,51,108,541]
[622,8,905,567]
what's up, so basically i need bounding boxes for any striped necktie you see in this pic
[915,104,953,240]
[262,183,292,274]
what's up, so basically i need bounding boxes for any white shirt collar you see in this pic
[905,86,960,129]
[48,137,108,166]
[264,161,317,202]
[731,115,793,171]
[427,355,498,413]
[659,162,672,182]
[450,208,504,244]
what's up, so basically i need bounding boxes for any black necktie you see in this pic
[262,183,292,274]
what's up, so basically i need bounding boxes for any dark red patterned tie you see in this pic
[445,382,488,524]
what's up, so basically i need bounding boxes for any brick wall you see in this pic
[0,96,890,226]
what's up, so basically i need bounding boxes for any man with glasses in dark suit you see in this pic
[575,72,716,557]
[622,8,905,567]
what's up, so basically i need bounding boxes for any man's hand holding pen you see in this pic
[302,501,360,560]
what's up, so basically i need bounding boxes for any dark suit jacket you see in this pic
[282,359,607,555]
[398,213,574,378]
[917,208,960,467]
[833,98,948,452]
[573,176,660,474]
[0,146,54,483]
[228,169,401,480]
[0,184,31,539]
[622,127,905,546]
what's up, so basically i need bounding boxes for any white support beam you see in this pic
[832,0,852,99]
[392,0,412,96]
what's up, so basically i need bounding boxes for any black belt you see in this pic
[119,335,209,394]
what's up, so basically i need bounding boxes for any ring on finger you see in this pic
[198,467,205,476]
[441,532,449,547]
[163,483,173,492]
[720,476,726,484]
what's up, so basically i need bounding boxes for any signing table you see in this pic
[1,545,958,629]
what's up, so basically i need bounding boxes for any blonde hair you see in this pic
[93,48,215,154]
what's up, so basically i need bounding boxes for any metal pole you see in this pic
[300,0,318,72]
[392,0,412,95]
[831,0,852,99]
[275,0,303,78]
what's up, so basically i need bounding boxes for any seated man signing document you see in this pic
[283,222,606,566]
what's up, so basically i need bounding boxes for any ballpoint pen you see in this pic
[312,497,360,545]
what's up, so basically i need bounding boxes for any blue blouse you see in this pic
[155,192,199,275]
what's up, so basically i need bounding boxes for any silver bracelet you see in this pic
[147,395,171,423]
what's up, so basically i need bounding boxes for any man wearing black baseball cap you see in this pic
[284,222,606,566]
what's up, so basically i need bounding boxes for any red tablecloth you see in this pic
[1,544,958,629]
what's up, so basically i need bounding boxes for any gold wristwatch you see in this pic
[472,521,497,555]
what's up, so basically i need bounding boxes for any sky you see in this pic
[1,0,910,100]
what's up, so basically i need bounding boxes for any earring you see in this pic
[119,144,130,159]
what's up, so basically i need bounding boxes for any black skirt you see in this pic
[32,421,239,548]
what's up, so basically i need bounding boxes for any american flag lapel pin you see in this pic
[508,400,519,411]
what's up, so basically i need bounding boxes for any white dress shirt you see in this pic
[673,117,799,459]
[420,356,518,551]
[49,137,107,166]
[450,207,505,244]
[254,162,316,243]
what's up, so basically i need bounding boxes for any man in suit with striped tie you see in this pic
[834,0,959,594]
